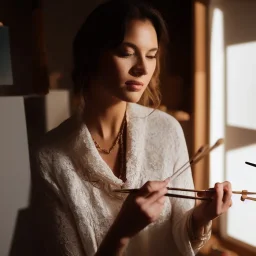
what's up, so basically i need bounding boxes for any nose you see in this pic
[130,56,148,77]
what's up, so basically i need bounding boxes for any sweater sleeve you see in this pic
[169,120,211,256]
[31,148,86,256]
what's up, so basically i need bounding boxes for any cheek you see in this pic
[105,58,129,81]
[147,61,157,80]
[112,58,131,78]
[98,55,120,80]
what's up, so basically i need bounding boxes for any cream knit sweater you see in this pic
[32,103,211,256]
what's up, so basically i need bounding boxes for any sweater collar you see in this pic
[72,103,151,192]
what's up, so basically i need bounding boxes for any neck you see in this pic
[83,96,127,141]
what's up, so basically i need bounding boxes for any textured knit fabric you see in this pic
[32,103,211,256]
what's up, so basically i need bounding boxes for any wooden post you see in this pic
[193,0,209,190]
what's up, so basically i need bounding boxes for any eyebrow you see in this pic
[122,42,158,52]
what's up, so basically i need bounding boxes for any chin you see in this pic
[119,92,143,103]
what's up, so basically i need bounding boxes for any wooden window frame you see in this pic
[193,1,256,255]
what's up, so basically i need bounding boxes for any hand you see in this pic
[192,181,232,226]
[96,178,170,255]
[112,178,170,239]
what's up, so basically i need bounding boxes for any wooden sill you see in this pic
[198,233,256,256]
[198,234,238,256]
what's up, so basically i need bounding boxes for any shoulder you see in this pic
[132,104,186,154]
[133,103,183,135]
[31,115,81,187]
[34,115,79,162]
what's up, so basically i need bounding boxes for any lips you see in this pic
[125,80,144,86]
[125,80,144,92]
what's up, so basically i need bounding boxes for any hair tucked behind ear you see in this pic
[72,0,169,109]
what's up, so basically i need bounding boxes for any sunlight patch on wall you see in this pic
[227,41,256,130]
[226,144,256,247]
[209,8,225,187]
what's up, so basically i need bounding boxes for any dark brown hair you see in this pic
[72,0,169,108]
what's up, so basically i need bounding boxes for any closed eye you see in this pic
[118,52,135,58]
[123,53,134,57]
[146,55,157,59]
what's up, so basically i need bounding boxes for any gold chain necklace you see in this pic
[118,122,126,180]
[92,116,126,154]
[92,116,127,180]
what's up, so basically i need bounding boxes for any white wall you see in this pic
[0,97,30,256]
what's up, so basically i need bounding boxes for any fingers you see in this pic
[193,181,233,223]
[223,181,232,208]
[126,179,169,224]
[197,188,215,198]
[145,187,168,205]
[134,179,170,219]
[156,195,166,205]
[118,178,171,236]
[214,181,232,215]
[139,178,170,197]
[213,183,222,215]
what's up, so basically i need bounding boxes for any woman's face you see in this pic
[95,19,158,103]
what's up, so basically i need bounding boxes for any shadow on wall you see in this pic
[8,208,32,256]
[5,97,46,256]
[7,91,71,256]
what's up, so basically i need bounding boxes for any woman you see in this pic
[31,1,232,255]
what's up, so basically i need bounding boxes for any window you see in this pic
[209,0,256,253]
